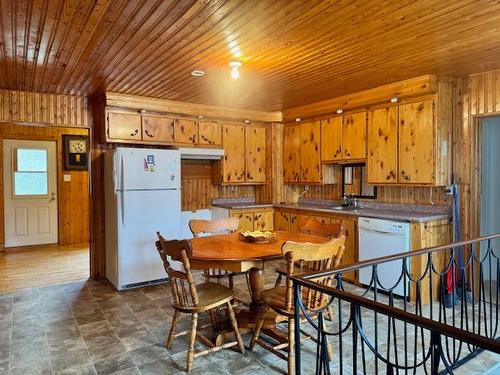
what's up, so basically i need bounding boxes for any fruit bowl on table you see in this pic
[239,231,277,243]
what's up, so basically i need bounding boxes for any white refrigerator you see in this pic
[104,147,181,290]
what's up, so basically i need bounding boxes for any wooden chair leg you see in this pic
[288,317,295,375]
[166,310,180,349]
[229,274,234,290]
[186,312,198,372]
[249,311,266,350]
[226,301,245,353]
[274,273,283,287]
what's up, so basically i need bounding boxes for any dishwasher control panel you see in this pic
[358,217,409,235]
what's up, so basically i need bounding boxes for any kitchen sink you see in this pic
[330,205,358,211]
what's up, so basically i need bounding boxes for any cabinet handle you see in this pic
[236,173,244,180]
[130,129,139,136]
[247,173,253,180]
[344,149,350,157]
[386,170,396,180]
[400,170,410,181]
[201,134,213,144]
[245,215,252,221]
[144,130,154,138]
[188,135,196,143]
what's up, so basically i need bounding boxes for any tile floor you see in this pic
[0,262,498,375]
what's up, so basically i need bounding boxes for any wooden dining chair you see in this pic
[189,217,250,293]
[155,233,245,372]
[250,236,346,375]
[274,218,344,287]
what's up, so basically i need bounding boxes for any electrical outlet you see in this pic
[445,185,453,195]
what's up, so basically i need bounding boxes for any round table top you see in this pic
[190,231,328,262]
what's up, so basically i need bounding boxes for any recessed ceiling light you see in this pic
[139,109,146,114]
[336,109,343,114]
[197,115,204,119]
[244,119,250,124]
[390,97,398,103]
[295,117,301,122]
[191,70,205,77]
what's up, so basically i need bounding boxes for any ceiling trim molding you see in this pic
[106,92,282,123]
[282,75,438,122]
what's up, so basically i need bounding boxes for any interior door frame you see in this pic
[3,138,59,247]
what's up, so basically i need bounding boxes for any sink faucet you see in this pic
[343,194,358,208]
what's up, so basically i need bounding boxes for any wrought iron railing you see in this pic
[292,233,500,374]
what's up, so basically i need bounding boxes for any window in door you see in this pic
[13,148,49,196]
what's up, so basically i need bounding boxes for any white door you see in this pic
[3,140,58,247]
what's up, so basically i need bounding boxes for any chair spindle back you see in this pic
[156,233,199,308]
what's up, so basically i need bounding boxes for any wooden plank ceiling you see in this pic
[1,0,500,111]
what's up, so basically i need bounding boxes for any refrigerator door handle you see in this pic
[121,190,126,228]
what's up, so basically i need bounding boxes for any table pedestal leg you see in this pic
[236,267,278,329]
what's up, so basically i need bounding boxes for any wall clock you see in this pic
[63,135,89,170]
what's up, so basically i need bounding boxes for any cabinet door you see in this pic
[254,210,274,231]
[174,119,198,144]
[231,210,254,232]
[291,213,310,232]
[320,116,342,162]
[222,124,246,183]
[274,210,290,231]
[283,125,301,183]
[107,112,142,141]
[367,107,398,183]
[342,112,367,160]
[300,121,321,183]
[198,121,222,146]
[142,115,174,143]
[245,126,266,183]
[398,101,434,184]
[339,218,357,282]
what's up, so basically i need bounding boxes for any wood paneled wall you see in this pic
[0,124,89,249]
[0,89,91,127]
[181,160,255,212]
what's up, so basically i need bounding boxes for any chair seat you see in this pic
[173,282,234,312]
[261,286,330,316]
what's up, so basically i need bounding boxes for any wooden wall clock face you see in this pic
[63,135,89,170]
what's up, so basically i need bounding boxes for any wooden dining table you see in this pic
[189,231,328,331]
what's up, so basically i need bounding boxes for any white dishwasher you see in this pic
[358,217,410,297]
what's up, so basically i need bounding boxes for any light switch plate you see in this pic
[63,174,71,182]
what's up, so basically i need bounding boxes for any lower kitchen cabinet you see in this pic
[274,209,359,283]
[230,208,274,232]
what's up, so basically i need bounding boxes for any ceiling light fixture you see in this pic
[197,115,204,119]
[191,70,205,77]
[295,117,301,122]
[244,119,250,124]
[139,109,146,114]
[390,97,399,103]
[229,61,242,79]
[336,109,343,114]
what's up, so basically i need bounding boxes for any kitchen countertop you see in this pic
[212,198,450,223]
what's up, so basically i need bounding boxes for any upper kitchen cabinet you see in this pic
[215,124,266,184]
[367,88,452,186]
[106,111,142,141]
[198,121,222,146]
[245,126,266,183]
[320,116,342,162]
[142,115,174,144]
[174,118,198,144]
[367,107,398,183]
[300,121,322,183]
[398,101,434,184]
[283,122,336,184]
[342,111,367,160]
[283,124,301,183]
